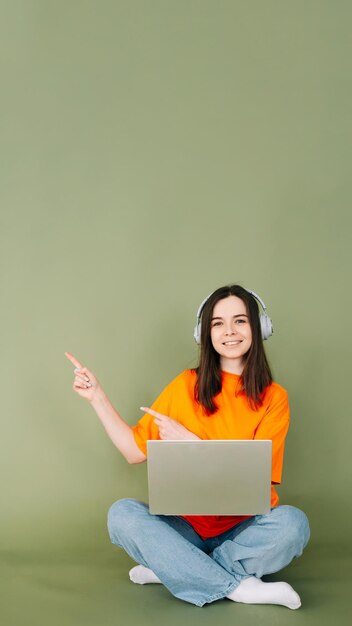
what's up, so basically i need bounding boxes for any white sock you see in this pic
[227,576,301,609]
[129,565,162,584]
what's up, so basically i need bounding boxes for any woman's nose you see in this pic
[225,325,237,335]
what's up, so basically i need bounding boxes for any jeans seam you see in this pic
[196,579,239,606]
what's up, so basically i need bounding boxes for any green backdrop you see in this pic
[1,2,351,624]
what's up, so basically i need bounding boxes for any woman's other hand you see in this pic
[140,407,201,441]
[64,351,103,404]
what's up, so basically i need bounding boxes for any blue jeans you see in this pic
[107,498,310,607]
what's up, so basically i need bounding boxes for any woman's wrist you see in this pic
[90,387,108,409]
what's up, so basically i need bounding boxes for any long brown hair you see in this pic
[193,284,273,414]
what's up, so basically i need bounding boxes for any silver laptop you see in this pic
[147,440,272,515]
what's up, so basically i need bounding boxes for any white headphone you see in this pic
[193,287,273,344]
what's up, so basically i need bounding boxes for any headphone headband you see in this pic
[193,287,273,344]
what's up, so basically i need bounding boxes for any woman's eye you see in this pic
[212,319,246,327]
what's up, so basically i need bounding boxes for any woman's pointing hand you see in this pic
[64,351,102,404]
[140,407,201,441]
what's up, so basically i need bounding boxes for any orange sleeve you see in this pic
[131,377,177,456]
[254,388,290,484]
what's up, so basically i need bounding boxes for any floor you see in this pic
[2,539,350,626]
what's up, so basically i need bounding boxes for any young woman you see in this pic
[65,284,310,609]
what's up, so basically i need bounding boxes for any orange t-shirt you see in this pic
[132,369,290,540]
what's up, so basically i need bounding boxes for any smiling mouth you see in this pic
[223,341,243,346]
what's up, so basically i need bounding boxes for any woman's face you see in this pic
[210,296,252,368]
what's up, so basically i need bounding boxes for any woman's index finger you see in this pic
[140,407,169,420]
[64,351,83,369]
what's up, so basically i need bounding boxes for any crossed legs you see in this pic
[107,498,310,608]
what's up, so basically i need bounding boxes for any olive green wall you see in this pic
[1,0,351,554]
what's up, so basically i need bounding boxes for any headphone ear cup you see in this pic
[194,322,201,344]
[260,314,273,340]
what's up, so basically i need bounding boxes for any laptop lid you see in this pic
[147,440,272,515]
